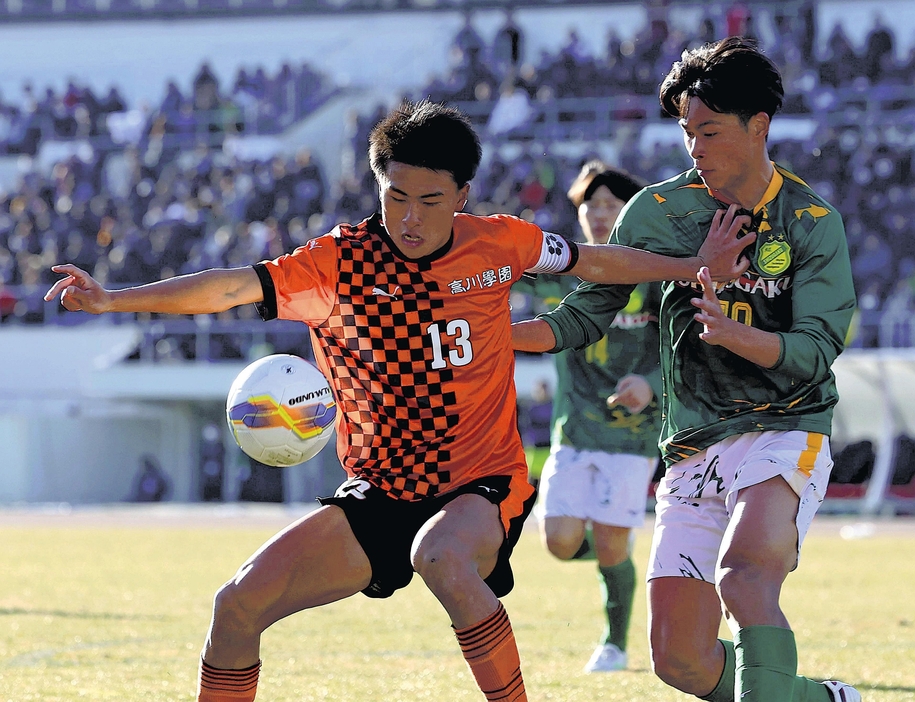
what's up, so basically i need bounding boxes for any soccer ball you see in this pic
[226,354,336,467]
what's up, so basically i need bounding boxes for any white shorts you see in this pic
[647,430,833,583]
[535,446,656,529]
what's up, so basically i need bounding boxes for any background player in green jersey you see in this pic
[513,37,859,702]
[514,161,662,673]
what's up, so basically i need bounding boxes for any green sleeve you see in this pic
[539,281,634,352]
[640,358,663,403]
[772,212,856,380]
[539,192,673,352]
[636,283,663,400]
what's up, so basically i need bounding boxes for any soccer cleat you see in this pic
[822,680,862,702]
[583,643,627,673]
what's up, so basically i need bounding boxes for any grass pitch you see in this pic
[0,505,913,701]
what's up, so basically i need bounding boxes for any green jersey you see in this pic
[514,274,662,457]
[539,165,856,465]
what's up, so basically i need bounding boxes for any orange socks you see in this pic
[454,603,527,702]
[197,659,261,702]
[197,608,525,702]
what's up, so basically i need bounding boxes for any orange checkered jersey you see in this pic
[255,213,566,504]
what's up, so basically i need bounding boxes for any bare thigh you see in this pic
[717,476,800,631]
[233,505,373,618]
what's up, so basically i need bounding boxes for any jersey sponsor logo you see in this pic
[757,234,792,275]
[448,267,511,293]
[610,311,657,329]
[609,287,656,328]
[675,269,792,299]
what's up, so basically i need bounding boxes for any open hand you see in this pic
[44,264,112,314]
[690,266,737,346]
[696,204,756,282]
[607,374,653,413]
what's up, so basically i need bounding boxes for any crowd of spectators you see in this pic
[1,2,914,354]
[0,59,336,157]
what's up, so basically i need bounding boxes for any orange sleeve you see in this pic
[257,235,339,326]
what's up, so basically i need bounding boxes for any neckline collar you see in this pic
[368,212,455,264]
[697,161,783,214]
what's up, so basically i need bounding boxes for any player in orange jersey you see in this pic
[46,100,752,702]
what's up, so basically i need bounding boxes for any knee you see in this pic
[649,636,710,695]
[211,576,263,636]
[412,539,467,591]
[543,531,582,560]
[540,521,585,560]
[716,561,784,622]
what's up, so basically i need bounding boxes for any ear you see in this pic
[457,183,470,211]
[752,112,770,140]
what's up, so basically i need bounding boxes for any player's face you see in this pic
[379,162,470,260]
[679,97,768,206]
[578,184,625,244]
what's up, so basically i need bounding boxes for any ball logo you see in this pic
[288,387,331,405]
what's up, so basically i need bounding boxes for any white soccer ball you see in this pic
[226,354,336,467]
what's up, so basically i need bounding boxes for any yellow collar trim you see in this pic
[752,164,783,215]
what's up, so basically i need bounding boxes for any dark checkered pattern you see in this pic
[313,216,459,501]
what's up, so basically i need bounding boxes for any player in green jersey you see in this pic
[513,37,859,702]
[514,161,662,673]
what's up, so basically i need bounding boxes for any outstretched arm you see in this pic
[568,204,755,284]
[512,318,557,353]
[44,264,264,315]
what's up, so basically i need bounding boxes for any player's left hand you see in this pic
[691,266,739,346]
[607,374,653,413]
[696,204,756,281]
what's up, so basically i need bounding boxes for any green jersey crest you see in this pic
[757,235,791,275]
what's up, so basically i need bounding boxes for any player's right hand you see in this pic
[696,204,756,281]
[44,264,113,314]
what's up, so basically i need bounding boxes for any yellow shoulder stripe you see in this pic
[794,204,830,221]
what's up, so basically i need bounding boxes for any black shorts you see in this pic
[318,475,536,599]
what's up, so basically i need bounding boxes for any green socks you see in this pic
[700,639,735,702]
[598,558,636,651]
[727,626,832,702]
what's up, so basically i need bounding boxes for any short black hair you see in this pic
[659,36,784,125]
[368,99,482,188]
[567,160,646,209]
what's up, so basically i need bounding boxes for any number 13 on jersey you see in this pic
[427,320,473,369]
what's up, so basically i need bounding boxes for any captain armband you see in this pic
[525,233,580,275]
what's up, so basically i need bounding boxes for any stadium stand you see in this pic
[1,2,913,355]
[1,0,914,511]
